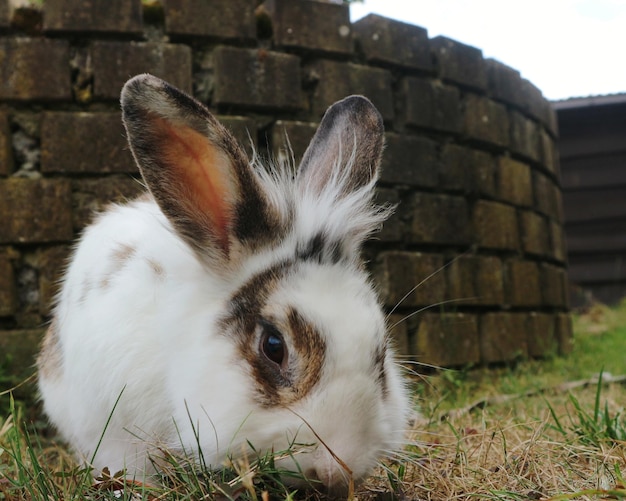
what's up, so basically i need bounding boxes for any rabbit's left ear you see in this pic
[297,95,384,196]
[121,74,281,265]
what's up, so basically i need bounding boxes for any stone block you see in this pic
[431,36,487,91]
[413,313,480,367]
[37,245,70,316]
[353,14,432,71]
[0,179,73,244]
[214,46,302,111]
[0,39,71,101]
[505,260,541,307]
[41,112,136,174]
[43,0,142,35]
[0,329,45,384]
[555,313,573,355]
[447,255,504,306]
[266,0,351,54]
[374,188,403,242]
[526,313,558,358]
[520,78,546,123]
[164,0,255,40]
[217,115,258,159]
[440,144,496,197]
[401,77,461,134]
[307,60,394,121]
[272,120,317,165]
[72,177,144,231]
[0,0,8,31]
[410,193,470,245]
[0,255,17,316]
[519,210,549,256]
[0,111,13,176]
[91,41,192,100]
[542,263,569,308]
[496,156,532,206]
[509,111,540,162]
[463,94,509,147]
[374,251,446,308]
[479,312,528,363]
[485,58,524,109]
[539,128,558,176]
[473,200,519,250]
[549,221,567,263]
[380,134,438,187]
[533,172,560,220]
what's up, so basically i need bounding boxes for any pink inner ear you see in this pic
[155,116,238,253]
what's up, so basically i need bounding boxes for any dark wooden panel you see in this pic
[561,152,626,190]
[566,219,626,253]
[568,254,626,282]
[563,188,626,223]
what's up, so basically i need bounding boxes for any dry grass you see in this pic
[2,302,626,500]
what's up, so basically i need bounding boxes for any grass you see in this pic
[2,301,626,500]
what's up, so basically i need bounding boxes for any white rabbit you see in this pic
[37,74,410,493]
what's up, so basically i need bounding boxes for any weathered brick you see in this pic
[38,245,70,316]
[380,134,438,187]
[307,60,394,121]
[266,0,351,54]
[540,263,567,308]
[509,111,540,162]
[447,255,504,306]
[217,115,258,158]
[41,112,136,174]
[496,157,532,206]
[0,329,44,383]
[401,77,461,133]
[549,220,567,263]
[505,260,541,307]
[473,200,519,250]
[519,78,546,123]
[539,128,558,176]
[374,251,446,308]
[213,46,302,111]
[0,179,72,243]
[533,172,560,220]
[43,0,142,35]
[410,193,470,245]
[0,39,71,101]
[413,313,480,367]
[165,0,255,40]
[464,94,509,147]
[440,144,496,197]
[72,177,144,230]
[0,0,8,31]
[555,313,573,355]
[485,58,525,109]
[479,313,528,363]
[0,111,13,176]
[91,41,192,100]
[388,314,410,356]
[272,120,317,164]
[0,255,17,316]
[519,210,549,256]
[375,188,403,242]
[431,36,487,91]
[353,14,432,71]
[526,313,558,358]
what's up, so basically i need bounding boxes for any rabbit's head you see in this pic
[119,74,410,492]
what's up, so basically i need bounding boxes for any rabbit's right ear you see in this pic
[121,74,281,265]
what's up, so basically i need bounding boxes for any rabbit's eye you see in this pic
[260,325,286,367]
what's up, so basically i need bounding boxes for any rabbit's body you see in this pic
[38,74,410,491]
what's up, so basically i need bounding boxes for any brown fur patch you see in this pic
[221,262,326,407]
[147,258,165,278]
[37,318,63,380]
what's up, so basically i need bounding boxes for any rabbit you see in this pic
[37,73,410,493]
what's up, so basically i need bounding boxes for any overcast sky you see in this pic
[350,0,626,101]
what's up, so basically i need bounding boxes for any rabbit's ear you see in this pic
[297,95,384,196]
[121,74,280,263]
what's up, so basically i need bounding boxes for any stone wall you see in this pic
[0,0,571,383]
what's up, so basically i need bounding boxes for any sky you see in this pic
[349,0,626,101]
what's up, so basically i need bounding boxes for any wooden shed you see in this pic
[555,94,626,305]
